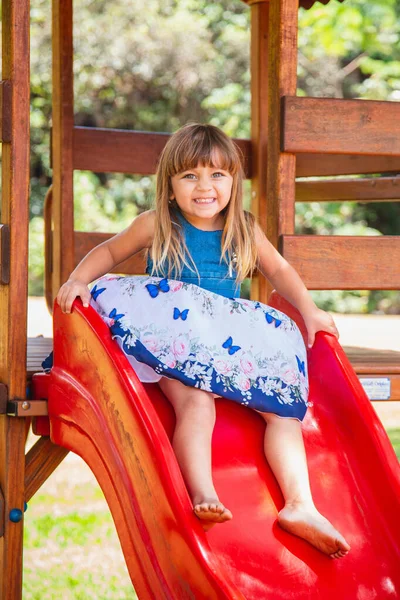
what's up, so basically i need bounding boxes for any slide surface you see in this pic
[33,294,400,599]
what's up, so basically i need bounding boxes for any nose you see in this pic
[196,176,213,191]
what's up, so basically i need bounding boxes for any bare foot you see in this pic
[193,498,233,531]
[278,503,350,559]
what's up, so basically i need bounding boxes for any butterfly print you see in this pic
[296,355,306,376]
[265,312,282,328]
[145,278,170,298]
[173,307,189,321]
[109,308,125,321]
[91,284,106,301]
[222,336,241,355]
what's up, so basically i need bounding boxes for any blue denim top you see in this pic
[146,210,241,298]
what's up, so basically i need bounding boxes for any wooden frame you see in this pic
[0,1,30,598]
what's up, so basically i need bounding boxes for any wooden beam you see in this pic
[0,0,30,596]
[296,176,400,202]
[25,437,69,503]
[0,81,11,143]
[262,0,299,304]
[283,96,400,156]
[73,127,252,178]
[72,127,400,179]
[281,235,400,289]
[296,153,400,177]
[249,0,269,301]
[51,0,75,299]
[74,232,147,275]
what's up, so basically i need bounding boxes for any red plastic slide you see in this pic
[32,294,400,599]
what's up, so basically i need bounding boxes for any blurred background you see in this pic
[12,0,400,312]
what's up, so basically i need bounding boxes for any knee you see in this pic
[180,389,216,419]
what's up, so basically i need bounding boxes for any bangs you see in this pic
[168,125,241,177]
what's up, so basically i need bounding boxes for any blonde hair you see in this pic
[150,122,257,283]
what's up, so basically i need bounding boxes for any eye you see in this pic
[182,173,196,179]
[212,172,225,177]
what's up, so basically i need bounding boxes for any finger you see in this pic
[58,289,68,312]
[65,292,76,314]
[82,290,91,308]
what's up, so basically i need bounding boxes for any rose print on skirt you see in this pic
[91,275,310,421]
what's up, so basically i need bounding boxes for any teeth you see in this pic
[194,198,215,204]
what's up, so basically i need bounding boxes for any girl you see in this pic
[57,122,350,560]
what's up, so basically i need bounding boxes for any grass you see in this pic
[387,428,400,459]
[23,448,136,600]
[22,430,400,598]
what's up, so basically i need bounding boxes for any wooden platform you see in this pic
[27,337,400,401]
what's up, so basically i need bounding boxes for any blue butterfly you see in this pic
[265,312,282,328]
[91,284,106,300]
[222,336,241,355]
[296,355,306,376]
[145,278,170,298]
[173,307,189,321]
[109,308,125,321]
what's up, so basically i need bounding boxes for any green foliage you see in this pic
[5,0,400,312]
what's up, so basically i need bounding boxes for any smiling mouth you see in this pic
[193,198,216,204]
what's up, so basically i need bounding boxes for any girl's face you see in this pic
[169,152,233,230]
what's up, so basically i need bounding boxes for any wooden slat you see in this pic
[283,96,400,156]
[281,235,400,290]
[0,0,30,597]
[249,1,269,301]
[73,127,252,178]
[0,80,11,142]
[74,231,147,274]
[296,153,400,177]
[296,176,400,202]
[344,347,400,373]
[25,437,69,503]
[73,127,400,179]
[51,0,75,301]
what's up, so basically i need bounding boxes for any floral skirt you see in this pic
[91,275,310,421]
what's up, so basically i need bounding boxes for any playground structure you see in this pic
[1,0,400,598]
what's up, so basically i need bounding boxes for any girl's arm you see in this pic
[57,210,155,313]
[254,222,339,348]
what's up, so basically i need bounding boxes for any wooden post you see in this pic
[249,0,299,303]
[51,0,75,300]
[0,0,30,598]
[265,0,299,302]
[249,0,269,301]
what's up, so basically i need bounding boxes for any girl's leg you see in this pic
[159,377,232,528]
[260,413,350,559]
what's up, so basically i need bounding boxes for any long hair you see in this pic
[150,122,257,283]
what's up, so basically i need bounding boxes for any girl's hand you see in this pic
[302,307,339,349]
[56,279,91,314]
